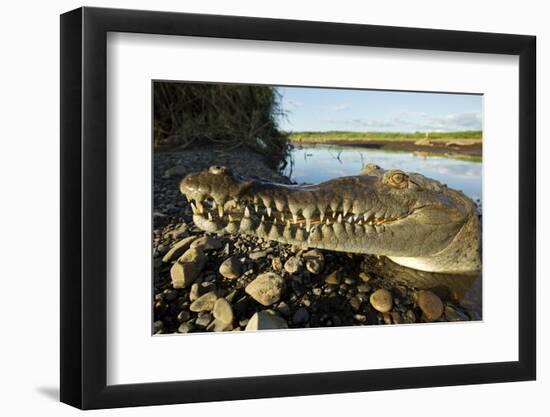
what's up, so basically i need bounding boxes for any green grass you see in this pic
[153,82,290,168]
[289,130,482,143]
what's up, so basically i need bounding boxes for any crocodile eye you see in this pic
[209,165,227,175]
[386,171,409,189]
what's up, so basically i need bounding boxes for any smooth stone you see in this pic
[292,307,309,324]
[153,320,164,334]
[176,310,191,322]
[357,283,371,293]
[177,322,194,333]
[189,283,201,302]
[195,313,212,329]
[165,223,188,240]
[245,310,289,331]
[219,256,242,279]
[249,250,268,260]
[276,301,291,316]
[359,272,371,282]
[417,290,444,321]
[213,298,234,324]
[208,319,233,332]
[162,236,197,262]
[170,247,206,289]
[191,236,222,251]
[349,297,361,311]
[245,273,285,306]
[271,257,283,272]
[189,291,218,312]
[324,270,341,285]
[303,249,325,274]
[284,256,301,274]
[370,289,393,313]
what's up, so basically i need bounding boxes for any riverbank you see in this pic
[153,146,480,334]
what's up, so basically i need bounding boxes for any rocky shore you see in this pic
[153,146,478,334]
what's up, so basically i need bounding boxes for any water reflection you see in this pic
[285,144,482,200]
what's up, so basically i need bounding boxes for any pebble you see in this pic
[219,256,242,279]
[189,291,218,312]
[153,320,164,334]
[284,256,301,274]
[170,247,206,289]
[213,298,234,324]
[359,272,371,282]
[245,310,289,331]
[292,307,309,324]
[369,289,393,313]
[195,313,212,329]
[276,301,291,316]
[249,250,269,260]
[162,236,197,262]
[357,283,371,293]
[245,272,285,306]
[349,297,361,311]
[417,290,444,321]
[191,236,222,251]
[177,310,191,322]
[189,283,201,302]
[324,270,341,285]
[165,223,188,240]
[271,257,283,272]
[177,323,194,333]
[303,249,325,274]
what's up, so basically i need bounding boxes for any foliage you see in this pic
[154,82,290,168]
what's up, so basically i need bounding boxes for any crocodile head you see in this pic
[180,164,481,274]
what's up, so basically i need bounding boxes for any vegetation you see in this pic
[289,130,482,143]
[154,82,290,168]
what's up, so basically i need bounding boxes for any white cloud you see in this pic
[323,111,482,132]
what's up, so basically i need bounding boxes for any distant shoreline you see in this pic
[289,133,482,159]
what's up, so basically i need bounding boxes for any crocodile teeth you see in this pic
[207,212,213,221]
[337,214,343,223]
[244,206,251,218]
[266,207,272,217]
[228,214,234,222]
[190,202,198,214]
[305,218,311,232]
[292,213,298,223]
[217,205,224,217]
[196,201,204,213]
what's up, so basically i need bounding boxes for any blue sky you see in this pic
[276,86,482,133]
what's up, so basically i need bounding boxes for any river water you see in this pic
[284,144,482,201]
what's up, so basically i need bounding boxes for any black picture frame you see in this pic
[60,6,536,410]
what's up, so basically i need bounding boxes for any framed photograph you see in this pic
[60,6,536,409]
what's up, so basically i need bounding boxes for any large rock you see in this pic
[213,298,234,324]
[170,247,206,289]
[369,289,393,313]
[162,236,198,263]
[218,256,242,279]
[245,310,288,331]
[189,291,218,312]
[245,273,285,306]
[417,290,444,321]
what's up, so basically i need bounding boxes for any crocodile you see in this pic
[180,164,481,274]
